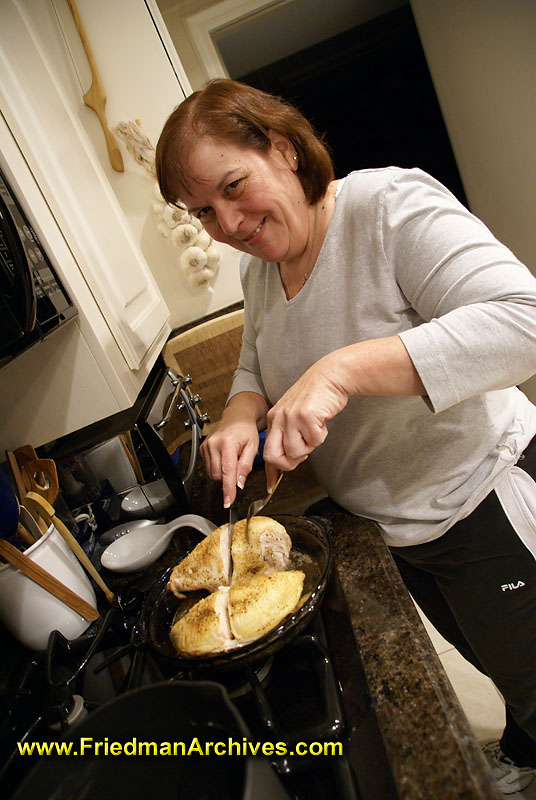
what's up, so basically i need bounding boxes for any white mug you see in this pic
[0,508,97,651]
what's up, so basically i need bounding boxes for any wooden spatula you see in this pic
[23,493,117,606]
[20,458,59,504]
[65,0,124,172]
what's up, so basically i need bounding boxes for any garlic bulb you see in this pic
[156,221,171,239]
[163,204,188,228]
[205,244,220,270]
[179,247,208,272]
[112,119,221,292]
[194,227,211,250]
[188,267,215,287]
[188,215,203,232]
[171,224,199,249]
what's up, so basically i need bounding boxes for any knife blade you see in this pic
[227,503,239,585]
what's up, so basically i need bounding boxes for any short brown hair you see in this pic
[155,79,334,207]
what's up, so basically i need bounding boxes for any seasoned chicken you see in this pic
[167,523,231,597]
[231,516,291,583]
[170,586,235,657]
[170,570,305,656]
[229,570,305,642]
[167,516,291,597]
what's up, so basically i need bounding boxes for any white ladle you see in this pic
[100,514,217,573]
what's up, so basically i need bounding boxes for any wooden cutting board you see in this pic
[163,309,244,426]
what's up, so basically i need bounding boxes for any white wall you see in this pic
[410,0,536,273]
[410,0,536,402]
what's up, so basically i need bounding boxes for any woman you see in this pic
[156,79,536,794]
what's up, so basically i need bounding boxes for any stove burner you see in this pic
[225,657,274,700]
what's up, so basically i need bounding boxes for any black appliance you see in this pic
[0,167,77,367]
[42,360,209,533]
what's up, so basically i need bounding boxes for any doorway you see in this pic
[181,0,466,203]
[231,5,467,202]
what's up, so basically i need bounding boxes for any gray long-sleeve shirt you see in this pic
[229,168,536,546]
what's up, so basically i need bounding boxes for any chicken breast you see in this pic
[231,516,291,583]
[167,523,231,597]
[229,570,305,642]
[170,570,306,656]
[170,586,235,657]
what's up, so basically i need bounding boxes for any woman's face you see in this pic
[178,132,312,264]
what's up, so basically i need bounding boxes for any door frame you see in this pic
[184,0,290,80]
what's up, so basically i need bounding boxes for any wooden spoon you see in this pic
[6,451,48,534]
[0,540,99,622]
[20,458,60,504]
[23,492,117,606]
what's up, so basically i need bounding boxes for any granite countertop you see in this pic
[189,460,501,800]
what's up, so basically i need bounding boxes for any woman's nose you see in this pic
[216,203,242,237]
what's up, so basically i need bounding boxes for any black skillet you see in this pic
[139,514,333,671]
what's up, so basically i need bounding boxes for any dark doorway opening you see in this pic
[237,5,467,205]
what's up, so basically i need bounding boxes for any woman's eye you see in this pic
[226,178,241,194]
[196,207,212,220]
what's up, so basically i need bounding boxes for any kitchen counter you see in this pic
[189,460,501,800]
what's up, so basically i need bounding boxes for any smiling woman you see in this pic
[155,77,536,793]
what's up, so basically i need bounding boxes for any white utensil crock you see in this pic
[0,507,97,650]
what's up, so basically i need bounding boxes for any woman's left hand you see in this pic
[263,354,349,472]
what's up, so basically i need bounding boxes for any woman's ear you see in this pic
[267,130,297,169]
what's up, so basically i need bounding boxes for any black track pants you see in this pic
[390,437,536,767]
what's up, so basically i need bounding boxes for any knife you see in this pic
[227,496,240,585]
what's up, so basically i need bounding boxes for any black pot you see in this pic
[141,514,333,670]
[11,681,291,800]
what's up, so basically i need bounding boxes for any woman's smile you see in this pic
[242,218,266,246]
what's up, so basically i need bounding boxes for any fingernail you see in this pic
[223,496,231,509]
[267,486,274,494]
[237,477,245,490]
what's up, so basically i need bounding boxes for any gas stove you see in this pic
[0,524,398,800]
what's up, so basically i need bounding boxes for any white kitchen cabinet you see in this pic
[0,0,192,451]
[0,0,180,370]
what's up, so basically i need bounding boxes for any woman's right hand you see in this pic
[200,392,268,508]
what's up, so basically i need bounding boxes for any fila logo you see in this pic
[501,581,526,591]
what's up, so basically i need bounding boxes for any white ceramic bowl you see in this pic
[0,508,97,651]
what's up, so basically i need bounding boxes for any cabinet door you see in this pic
[0,1,176,370]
